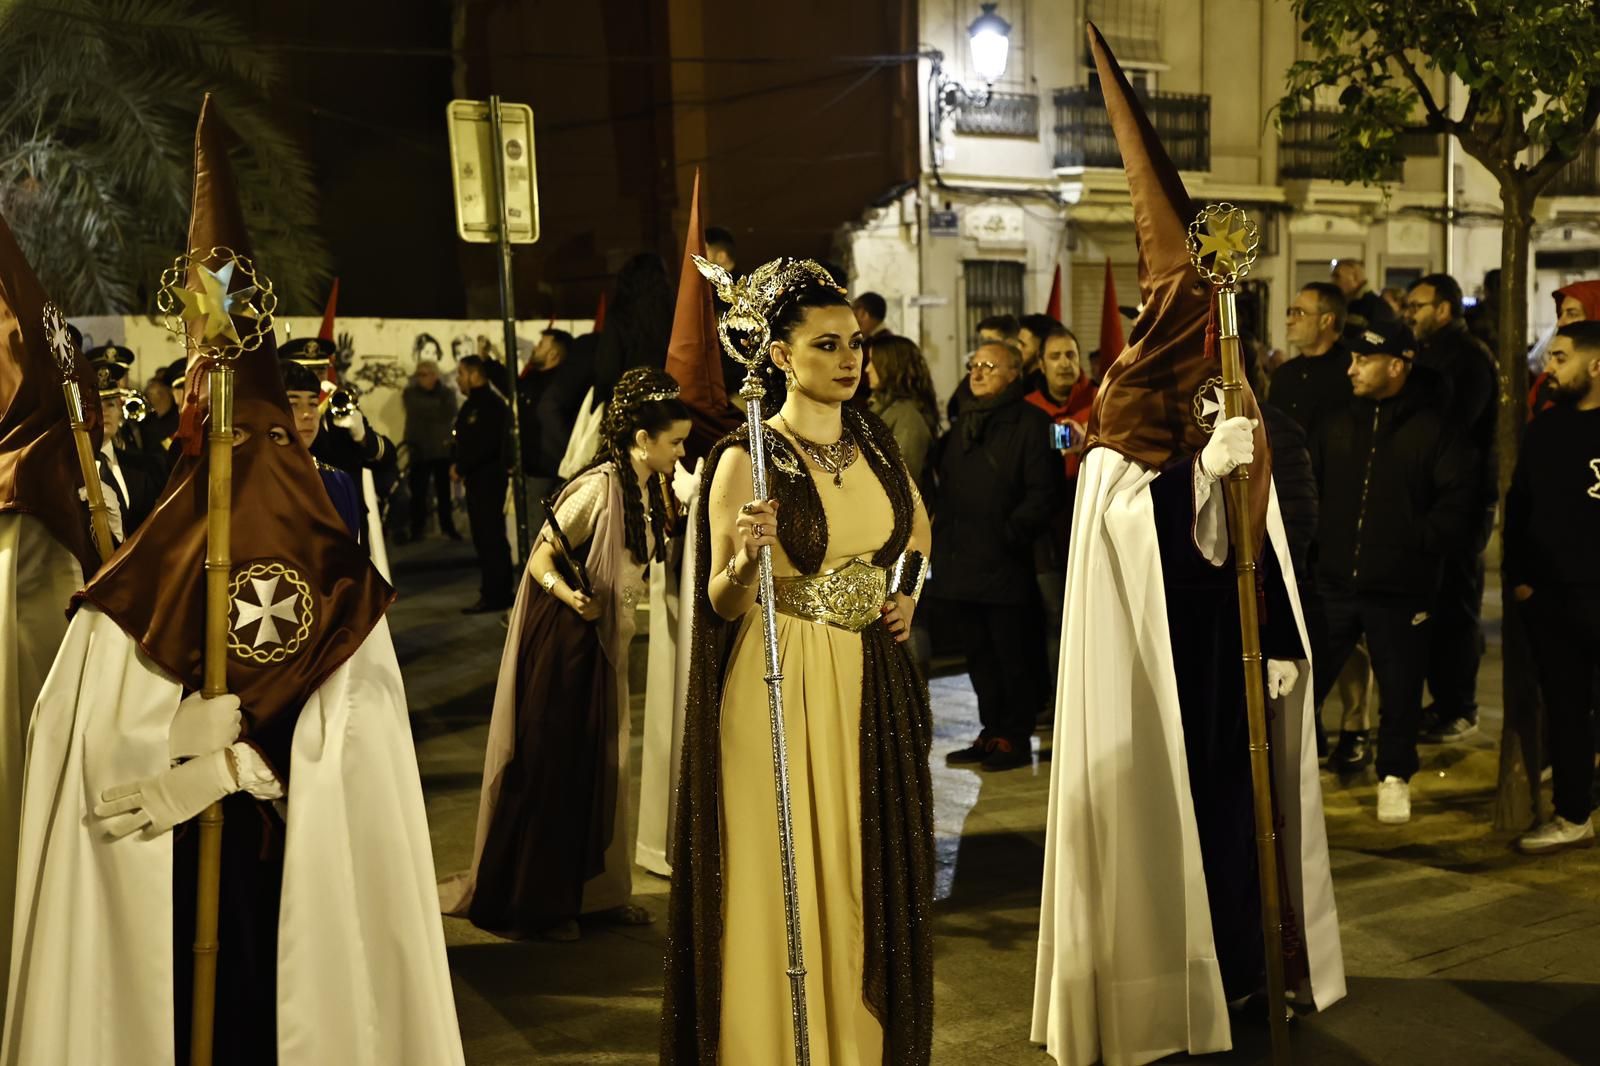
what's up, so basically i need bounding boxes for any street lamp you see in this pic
[928,3,1014,163]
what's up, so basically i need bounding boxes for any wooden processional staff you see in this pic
[157,247,276,1066]
[1186,203,1291,1065]
[43,302,116,562]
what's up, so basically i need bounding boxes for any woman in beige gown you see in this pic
[662,260,936,1066]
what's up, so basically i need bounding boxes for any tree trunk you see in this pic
[1491,181,1544,832]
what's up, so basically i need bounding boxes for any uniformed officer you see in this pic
[453,353,513,612]
[278,337,398,489]
[88,352,166,536]
[279,356,365,539]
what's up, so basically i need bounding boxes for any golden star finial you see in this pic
[176,260,260,346]
[1194,210,1252,277]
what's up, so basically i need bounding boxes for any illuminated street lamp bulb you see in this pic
[968,3,1011,84]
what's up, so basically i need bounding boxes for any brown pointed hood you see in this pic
[1083,23,1270,548]
[79,95,393,780]
[665,169,738,459]
[0,211,103,575]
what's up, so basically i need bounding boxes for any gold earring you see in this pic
[783,367,796,387]
[631,447,647,462]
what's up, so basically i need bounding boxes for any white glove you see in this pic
[168,692,243,761]
[333,408,367,443]
[1267,659,1300,700]
[94,748,241,840]
[1198,416,1257,482]
[671,459,702,508]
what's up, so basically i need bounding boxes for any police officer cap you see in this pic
[90,355,128,397]
[279,337,334,371]
[1346,319,1416,361]
[86,343,136,368]
[159,358,189,389]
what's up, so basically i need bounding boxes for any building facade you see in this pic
[844,0,1600,401]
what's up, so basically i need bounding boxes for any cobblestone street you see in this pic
[391,539,1600,1065]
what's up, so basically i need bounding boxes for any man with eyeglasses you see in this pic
[1405,272,1499,743]
[1270,282,1354,440]
[1309,320,1477,825]
[931,340,1065,772]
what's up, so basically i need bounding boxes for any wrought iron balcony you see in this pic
[1052,84,1210,171]
[1545,135,1600,197]
[1278,110,1419,182]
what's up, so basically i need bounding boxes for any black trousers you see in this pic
[1427,545,1488,723]
[466,472,513,606]
[409,457,457,537]
[1314,594,1430,781]
[952,599,1042,746]
[1524,589,1600,824]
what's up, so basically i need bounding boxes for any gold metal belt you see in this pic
[769,558,888,633]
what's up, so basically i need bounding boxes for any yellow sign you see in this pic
[446,99,540,245]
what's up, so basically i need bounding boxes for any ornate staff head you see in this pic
[156,245,277,364]
[42,301,91,424]
[691,254,842,398]
[1186,203,1260,289]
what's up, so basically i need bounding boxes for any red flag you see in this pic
[317,278,340,383]
[0,213,103,574]
[664,169,739,458]
[1096,258,1125,379]
[1046,264,1062,321]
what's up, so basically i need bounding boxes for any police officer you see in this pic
[453,354,513,612]
[89,353,165,536]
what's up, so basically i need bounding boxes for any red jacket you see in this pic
[1026,377,1098,479]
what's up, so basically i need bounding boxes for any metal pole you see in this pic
[739,371,811,1066]
[488,94,530,567]
[191,360,233,1066]
[1216,287,1291,1065]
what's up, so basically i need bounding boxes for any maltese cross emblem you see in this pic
[227,562,313,664]
[1192,376,1225,433]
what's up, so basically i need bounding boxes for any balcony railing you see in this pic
[1279,110,1406,182]
[1052,85,1210,171]
[1545,136,1600,197]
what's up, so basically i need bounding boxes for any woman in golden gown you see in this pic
[662,260,936,1066]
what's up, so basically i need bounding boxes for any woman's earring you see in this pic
[631,447,647,463]
[783,366,796,388]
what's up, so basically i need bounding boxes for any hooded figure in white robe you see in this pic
[3,97,463,1066]
[1030,26,1344,1066]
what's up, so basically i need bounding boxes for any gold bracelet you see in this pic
[724,553,753,589]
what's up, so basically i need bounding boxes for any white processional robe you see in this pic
[0,514,82,1015]
[635,470,701,876]
[2,608,465,1066]
[1031,448,1345,1066]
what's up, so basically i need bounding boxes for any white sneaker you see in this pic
[1517,816,1596,855]
[1377,776,1411,824]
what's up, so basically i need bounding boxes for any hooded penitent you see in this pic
[665,169,740,460]
[77,95,392,778]
[1083,23,1270,550]
[0,211,104,575]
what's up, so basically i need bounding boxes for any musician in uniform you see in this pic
[88,350,166,536]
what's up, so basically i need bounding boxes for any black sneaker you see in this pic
[945,738,992,766]
[981,738,1031,772]
[1329,730,1372,774]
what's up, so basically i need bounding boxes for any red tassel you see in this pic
[1203,297,1219,362]
[175,357,208,456]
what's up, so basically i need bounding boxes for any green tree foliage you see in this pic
[0,0,331,314]
[1280,0,1600,829]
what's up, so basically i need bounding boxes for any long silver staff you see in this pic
[42,303,116,561]
[1187,204,1290,1064]
[693,254,811,1065]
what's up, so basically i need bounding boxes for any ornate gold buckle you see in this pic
[769,558,887,633]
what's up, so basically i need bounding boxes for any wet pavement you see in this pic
[389,537,1600,1065]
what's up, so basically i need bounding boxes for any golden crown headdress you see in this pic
[692,255,843,369]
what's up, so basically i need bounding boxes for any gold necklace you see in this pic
[778,413,858,486]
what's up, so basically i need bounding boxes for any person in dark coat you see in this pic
[1333,258,1399,332]
[1309,320,1478,825]
[402,357,460,540]
[1404,272,1499,742]
[931,339,1065,771]
[455,354,514,612]
[515,327,592,525]
[1270,283,1354,441]
[89,355,165,537]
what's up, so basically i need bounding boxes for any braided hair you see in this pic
[579,365,689,565]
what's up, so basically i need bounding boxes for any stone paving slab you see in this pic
[388,540,1600,1065]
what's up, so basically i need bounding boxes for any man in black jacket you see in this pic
[1404,272,1500,742]
[454,354,513,613]
[514,328,591,526]
[1310,320,1477,825]
[931,340,1066,771]
[1504,321,1600,854]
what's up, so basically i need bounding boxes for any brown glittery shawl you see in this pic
[660,405,936,1066]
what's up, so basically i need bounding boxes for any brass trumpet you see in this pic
[327,386,358,419]
[121,390,149,423]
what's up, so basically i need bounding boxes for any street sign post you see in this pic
[447,97,539,568]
